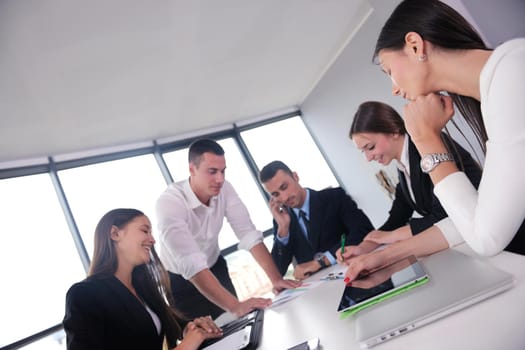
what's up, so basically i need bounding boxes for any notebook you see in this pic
[199,309,264,350]
[355,249,514,348]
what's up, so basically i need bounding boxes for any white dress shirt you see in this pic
[156,179,263,279]
[434,38,525,255]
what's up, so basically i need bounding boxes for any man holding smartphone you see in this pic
[259,160,374,279]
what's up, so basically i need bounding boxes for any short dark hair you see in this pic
[259,160,293,183]
[349,101,406,139]
[188,138,225,166]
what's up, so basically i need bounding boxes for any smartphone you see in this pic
[287,337,320,350]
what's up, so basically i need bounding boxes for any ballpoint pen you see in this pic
[341,234,346,262]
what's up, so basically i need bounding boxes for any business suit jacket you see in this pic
[271,187,374,275]
[63,274,166,350]
[380,136,482,234]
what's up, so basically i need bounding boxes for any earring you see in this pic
[418,54,427,62]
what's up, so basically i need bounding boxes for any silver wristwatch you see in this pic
[420,153,454,173]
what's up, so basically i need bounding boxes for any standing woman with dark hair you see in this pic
[63,208,222,350]
[338,101,481,258]
[344,0,525,282]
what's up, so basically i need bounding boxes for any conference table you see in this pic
[257,245,525,350]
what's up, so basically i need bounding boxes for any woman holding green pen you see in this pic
[336,101,481,261]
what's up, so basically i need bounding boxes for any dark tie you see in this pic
[299,209,310,239]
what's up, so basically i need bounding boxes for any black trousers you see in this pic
[169,255,237,320]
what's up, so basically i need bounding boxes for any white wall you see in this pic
[461,0,525,46]
[300,0,402,227]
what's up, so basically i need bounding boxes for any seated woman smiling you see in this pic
[63,208,222,350]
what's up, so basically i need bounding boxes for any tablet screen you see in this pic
[337,256,427,313]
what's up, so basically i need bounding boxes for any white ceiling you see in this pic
[0,0,372,165]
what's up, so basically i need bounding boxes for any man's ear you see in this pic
[189,162,196,176]
[292,171,300,183]
[110,225,120,241]
[404,31,425,57]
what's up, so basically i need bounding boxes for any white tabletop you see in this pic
[257,245,525,350]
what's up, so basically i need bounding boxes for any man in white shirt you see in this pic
[156,139,300,320]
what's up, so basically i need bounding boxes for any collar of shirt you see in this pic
[293,188,311,220]
[182,178,217,210]
[396,135,410,177]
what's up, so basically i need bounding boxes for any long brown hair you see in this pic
[89,208,184,347]
[349,101,406,138]
[373,0,490,154]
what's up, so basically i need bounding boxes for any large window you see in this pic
[0,174,84,348]
[1,114,341,348]
[241,116,338,190]
[57,154,168,255]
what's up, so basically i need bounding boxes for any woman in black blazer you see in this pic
[63,208,222,350]
[337,101,481,258]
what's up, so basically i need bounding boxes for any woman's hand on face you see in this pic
[403,93,455,143]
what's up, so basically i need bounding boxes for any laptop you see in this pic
[355,249,515,348]
[199,309,264,350]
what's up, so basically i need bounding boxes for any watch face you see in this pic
[420,155,435,173]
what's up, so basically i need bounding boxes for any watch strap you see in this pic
[432,152,454,163]
[317,256,328,269]
[421,152,454,173]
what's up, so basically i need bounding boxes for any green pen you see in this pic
[341,234,346,261]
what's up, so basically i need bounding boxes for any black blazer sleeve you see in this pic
[330,188,375,252]
[379,175,416,232]
[63,281,106,350]
[407,197,448,234]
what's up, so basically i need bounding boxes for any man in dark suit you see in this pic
[259,161,374,279]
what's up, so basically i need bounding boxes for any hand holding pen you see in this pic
[336,245,363,264]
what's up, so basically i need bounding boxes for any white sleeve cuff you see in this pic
[238,230,264,251]
[434,217,464,248]
[178,252,209,280]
